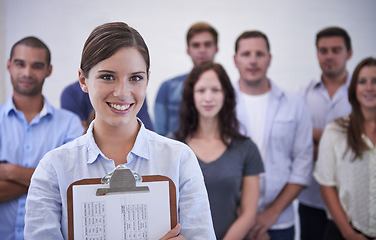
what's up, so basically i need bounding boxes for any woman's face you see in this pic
[356,65,376,111]
[79,47,148,129]
[193,69,224,120]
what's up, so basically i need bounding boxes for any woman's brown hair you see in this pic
[336,57,376,159]
[174,62,246,145]
[80,22,150,78]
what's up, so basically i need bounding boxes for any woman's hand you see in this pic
[160,224,185,240]
[342,229,367,240]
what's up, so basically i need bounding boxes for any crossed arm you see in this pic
[0,163,34,202]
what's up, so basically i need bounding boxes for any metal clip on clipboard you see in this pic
[96,166,149,196]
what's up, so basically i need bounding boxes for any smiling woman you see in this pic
[356,64,376,112]
[24,22,216,240]
[314,57,376,239]
[79,47,148,144]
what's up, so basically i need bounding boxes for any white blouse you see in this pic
[314,119,376,237]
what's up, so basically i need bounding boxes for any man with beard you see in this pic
[298,27,353,240]
[0,37,83,240]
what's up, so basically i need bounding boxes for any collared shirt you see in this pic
[154,73,188,136]
[298,76,352,209]
[314,119,376,237]
[0,96,83,240]
[234,80,313,229]
[24,120,216,240]
[61,81,154,130]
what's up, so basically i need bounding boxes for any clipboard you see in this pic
[67,167,177,240]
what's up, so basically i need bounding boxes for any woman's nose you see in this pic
[204,92,213,101]
[113,80,130,98]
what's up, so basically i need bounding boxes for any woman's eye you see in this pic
[100,74,114,81]
[357,78,366,85]
[130,75,143,82]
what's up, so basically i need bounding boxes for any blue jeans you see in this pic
[268,226,295,240]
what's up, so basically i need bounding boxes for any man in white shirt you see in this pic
[233,30,313,240]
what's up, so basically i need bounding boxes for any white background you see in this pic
[1,1,375,238]
[1,0,376,121]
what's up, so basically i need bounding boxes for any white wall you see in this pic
[0,0,5,102]
[2,0,376,121]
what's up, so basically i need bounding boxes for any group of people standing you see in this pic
[154,22,376,240]
[0,20,375,240]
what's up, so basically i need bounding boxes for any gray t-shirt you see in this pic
[198,138,264,239]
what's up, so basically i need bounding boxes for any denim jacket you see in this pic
[154,73,188,136]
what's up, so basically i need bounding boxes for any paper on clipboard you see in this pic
[72,181,171,240]
[67,167,177,240]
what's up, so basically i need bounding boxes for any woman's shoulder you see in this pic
[231,136,256,148]
[326,115,349,133]
[41,134,87,164]
[229,137,260,157]
[320,117,349,146]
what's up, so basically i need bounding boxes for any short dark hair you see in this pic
[186,22,218,46]
[316,27,352,51]
[175,61,246,145]
[235,30,270,53]
[80,22,150,78]
[10,36,51,65]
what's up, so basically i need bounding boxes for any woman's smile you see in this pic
[108,102,132,112]
[80,47,148,128]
